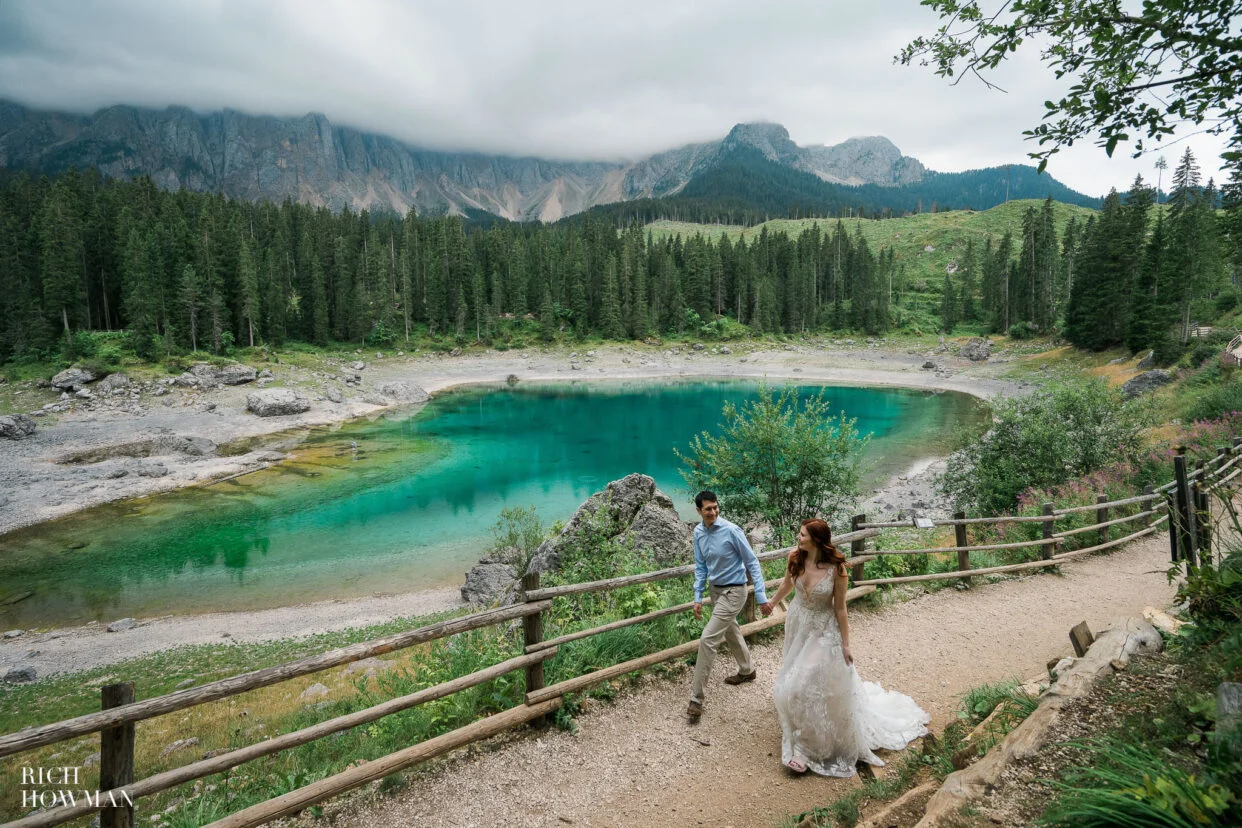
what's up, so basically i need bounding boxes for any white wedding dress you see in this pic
[773,574,930,776]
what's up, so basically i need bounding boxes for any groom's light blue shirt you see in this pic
[693,516,767,604]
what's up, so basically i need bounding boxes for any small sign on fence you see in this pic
[913,517,935,529]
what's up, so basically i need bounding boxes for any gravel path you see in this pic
[328,537,1177,828]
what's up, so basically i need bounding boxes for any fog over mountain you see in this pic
[0,100,1093,221]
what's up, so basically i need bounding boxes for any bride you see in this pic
[767,518,929,775]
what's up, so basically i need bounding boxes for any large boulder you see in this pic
[527,475,691,574]
[179,362,257,388]
[246,389,311,417]
[97,373,130,394]
[960,338,992,362]
[0,414,36,440]
[624,501,693,564]
[215,364,259,385]
[1122,369,1175,398]
[50,367,96,391]
[378,382,430,404]
[460,562,519,606]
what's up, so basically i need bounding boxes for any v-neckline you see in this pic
[799,570,834,595]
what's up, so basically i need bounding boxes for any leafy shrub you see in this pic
[1153,334,1186,367]
[1214,291,1239,315]
[699,316,750,341]
[678,383,869,543]
[1007,321,1039,340]
[1187,331,1235,369]
[941,380,1148,515]
[1184,381,1242,422]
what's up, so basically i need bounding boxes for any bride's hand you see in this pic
[842,646,853,666]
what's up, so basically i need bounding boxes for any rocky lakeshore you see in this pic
[0,339,1020,537]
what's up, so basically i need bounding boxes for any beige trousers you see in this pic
[690,584,753,703]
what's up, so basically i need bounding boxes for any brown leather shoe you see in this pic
[724,670,757,685]
[686,700,703,722]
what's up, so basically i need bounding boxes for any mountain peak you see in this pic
[721,122,799,163]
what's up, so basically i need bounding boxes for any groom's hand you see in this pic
[759,601,774,617]
[692,602,703,620]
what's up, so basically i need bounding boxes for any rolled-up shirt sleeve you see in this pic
[692,530,707,603]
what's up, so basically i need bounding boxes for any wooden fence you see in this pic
[3,441,1239,828]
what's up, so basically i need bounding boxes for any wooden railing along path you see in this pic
[2,441,1239,828]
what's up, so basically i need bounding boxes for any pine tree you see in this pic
[940,272,957,333]
[600,254,625,339]
[38,178,87,346]
[958,239,978,321]
[310,253,330,346]
[179,263,203,352]
[238,237,261,347]
[1126,215,1166,354]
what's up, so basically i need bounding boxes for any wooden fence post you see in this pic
[100,682,135,828]
[1195,483,1212,565]
[1142,484,1154,528]
[1174,453,1198,567]
[742,570,757,623]
[521,573,547,725]
[850,515,866,584]
[1096,494,1110,547]
[954,511,970,586]
[1167,491,1180,562]
[1041,503,1056,559]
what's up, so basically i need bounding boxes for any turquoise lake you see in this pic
[0,380,989,628]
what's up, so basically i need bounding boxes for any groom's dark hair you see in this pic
[694,490,718,508]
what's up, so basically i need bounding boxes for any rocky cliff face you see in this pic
[0,100,928,220]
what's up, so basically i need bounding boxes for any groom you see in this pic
[686,490,772,723]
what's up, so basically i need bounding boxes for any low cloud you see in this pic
[0,0,1229,196]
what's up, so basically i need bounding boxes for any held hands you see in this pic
[842,645,854,666]
[759,601,774,617]
[693,602,703,620]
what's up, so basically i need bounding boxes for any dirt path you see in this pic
[330,537,1177,828]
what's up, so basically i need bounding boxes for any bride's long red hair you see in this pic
[786,519,847,579]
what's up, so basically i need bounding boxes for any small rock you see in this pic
[1218,682,1242,731]
[298,682,331,702]
[159,737,200,758]
[107,618,137,633]
[0,414,37,440]
[83,752,101,767]
[922,361,936,370]
[2,629,24,639]
[175,678,196,689]
[4,666,36,683]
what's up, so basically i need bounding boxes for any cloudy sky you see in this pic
[0,0,1229,198]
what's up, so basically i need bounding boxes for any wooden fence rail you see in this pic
[0,601,550,760]
[3,444,1237,828]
